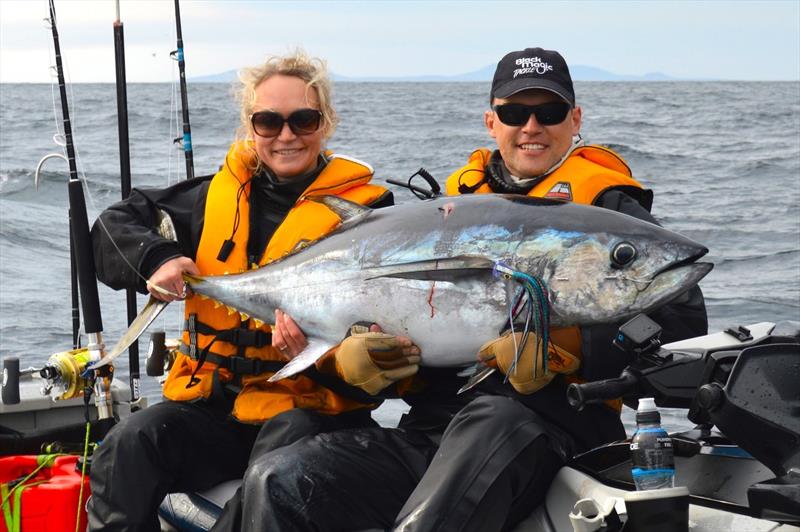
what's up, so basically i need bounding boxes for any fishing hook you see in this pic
[34,152,68,191]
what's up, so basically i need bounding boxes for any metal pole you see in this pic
[113,0,140,402]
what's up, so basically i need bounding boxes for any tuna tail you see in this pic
[88,296,169,369]
[89,209,177,370]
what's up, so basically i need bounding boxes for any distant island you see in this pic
[190,64,676,83]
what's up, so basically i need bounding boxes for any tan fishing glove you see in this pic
[318,331,420,395]
[478,331,580,395]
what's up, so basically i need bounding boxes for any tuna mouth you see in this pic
[651,247,711,280]
[635,253,713,307]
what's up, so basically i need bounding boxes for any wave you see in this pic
[598,142,704,165]
[0,167,121,198]
[705,297,800,313]
[710,248,800,265]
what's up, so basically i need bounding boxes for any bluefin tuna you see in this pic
[92,194,712,375]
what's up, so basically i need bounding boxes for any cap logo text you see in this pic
[514,56,552,77]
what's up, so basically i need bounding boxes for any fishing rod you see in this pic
[113,0,141,402]
[47,0,113,419]
[170,0,195,180]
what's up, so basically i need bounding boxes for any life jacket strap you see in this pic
[184,316,272,347]
[179,342,285,375]
[177,342,380,405]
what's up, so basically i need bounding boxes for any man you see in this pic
[236,47,707,532]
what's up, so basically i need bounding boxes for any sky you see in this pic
[1,0,799,83]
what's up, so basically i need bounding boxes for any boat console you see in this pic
[564,317,800,528]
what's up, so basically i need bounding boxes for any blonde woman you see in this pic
[87,50,417,531]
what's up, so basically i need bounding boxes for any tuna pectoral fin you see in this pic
[365,256,496,282]
[89,296,169,370]
[267,338,336,382]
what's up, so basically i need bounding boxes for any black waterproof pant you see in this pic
[239,395,568,532]
[87,400,374,532]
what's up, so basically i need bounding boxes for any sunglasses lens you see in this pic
[535,102,571,125]
[494,102,571,127]
[251,112,284,137]
[495,104,531,126]
[288,109,322,135]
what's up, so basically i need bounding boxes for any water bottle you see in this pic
[630,397,675,490]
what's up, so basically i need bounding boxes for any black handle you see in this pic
[68,180,103,334]
[146,331,167,377]
[2,357,20,405]
[567,370,639,411]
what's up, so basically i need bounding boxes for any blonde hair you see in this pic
[235,50,338,172]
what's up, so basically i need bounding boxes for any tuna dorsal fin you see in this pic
[365,256,496,282]
[306,195,373,227]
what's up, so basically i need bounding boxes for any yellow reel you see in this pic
[43,348,93,400]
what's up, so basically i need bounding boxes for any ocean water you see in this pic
[1,81,799,433]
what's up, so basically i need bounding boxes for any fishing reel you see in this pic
[2,348,108,405]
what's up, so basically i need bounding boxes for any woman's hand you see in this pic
[272,309,308,359]
[146,257,200,302]
[330,323,421,395]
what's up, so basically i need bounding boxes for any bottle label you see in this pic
[631,430,674,470]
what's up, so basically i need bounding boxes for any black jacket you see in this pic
[91,169,394,294]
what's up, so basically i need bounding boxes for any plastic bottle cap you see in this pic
[637,397,657,412]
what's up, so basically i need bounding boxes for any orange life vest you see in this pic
[445,145,650,209]
[162,142,389,423]
[445,145,648,409]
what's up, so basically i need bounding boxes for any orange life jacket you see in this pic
[445,145,650,209]
[445,145,648,409]
[162,142,389,423]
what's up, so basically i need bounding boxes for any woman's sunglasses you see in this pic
[250,109,323,138]
[492,102,571,127]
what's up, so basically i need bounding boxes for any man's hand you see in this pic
[322,327,421,395]
[146,257,200,302]
[478,332,580,395]
[272,309,308,359]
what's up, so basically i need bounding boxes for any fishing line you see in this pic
[41,10,187,298]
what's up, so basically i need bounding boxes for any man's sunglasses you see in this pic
[492,102,572,127]
[250,109,323,138]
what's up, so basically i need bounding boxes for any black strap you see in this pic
[184,317,272,347]
[180,342,285,375]
[178,342,379,405]
[300,366,382,405]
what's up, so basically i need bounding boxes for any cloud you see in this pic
[1,0,798,83]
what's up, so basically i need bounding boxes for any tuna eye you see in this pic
[611,242,637,268]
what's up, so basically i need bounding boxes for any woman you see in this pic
[87,50,400,532]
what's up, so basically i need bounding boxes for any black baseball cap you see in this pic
[490,47,575,106]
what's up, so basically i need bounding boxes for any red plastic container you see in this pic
[0,455,90,532]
